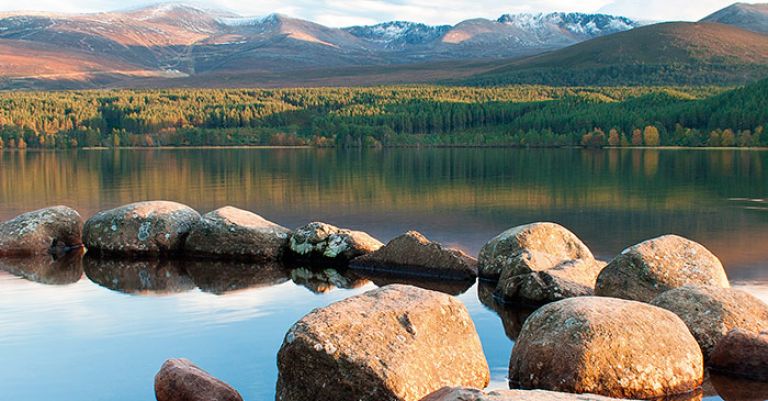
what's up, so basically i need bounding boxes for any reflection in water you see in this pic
[83,256,195,294]
[354,269,475,296]
[289,267,370,294]
[0,249,84,285]
[710,373,768,401]
[185,260,289,295]
[477,281,536,341]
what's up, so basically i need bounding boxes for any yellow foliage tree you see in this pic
[643,125,660,147]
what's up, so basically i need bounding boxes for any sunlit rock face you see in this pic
[288,222,382,263]
[0,206,83,257]
[277,285,490,401]
[509,297,704,399]
[83,201,200,256]
[710,329,768,382]
[596,235,730,303]
[155,358,243,401]
[495,258,605,305]
[351,231,477,280]
[184,206,290,262]
[651,285,768,361]
[0,249,84,285]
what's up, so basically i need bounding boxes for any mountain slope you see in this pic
[701,2,768,34]
[466,22,768,86]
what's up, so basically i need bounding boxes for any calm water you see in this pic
[1,148,767,401]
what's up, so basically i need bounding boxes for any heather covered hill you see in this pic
[702,2,768,34]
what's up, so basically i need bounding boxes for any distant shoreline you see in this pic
[2,145,768,151]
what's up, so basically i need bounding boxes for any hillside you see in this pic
[701,2,768,34]
[465,22,768,86]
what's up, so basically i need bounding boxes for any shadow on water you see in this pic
[0,249,84,285]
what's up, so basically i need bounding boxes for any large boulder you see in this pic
[477,223,595,280]
[288,222,383,263]
[595,235,729,303]
[495,259,605,305]
[710,329,768,381]
[83,201,200,256]
[276,285,490,401]
[351,231,477,279]
[184,206,290,261]
[509,297,703,399]
[155,358,243,401]
[421,387,637,401]
[651,286,768,360]
[0,206,83,256]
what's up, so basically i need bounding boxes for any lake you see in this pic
[1,148,767,401]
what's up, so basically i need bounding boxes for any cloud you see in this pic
[0,0,764,26]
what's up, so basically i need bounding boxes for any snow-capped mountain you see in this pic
[344,21,452,49]
[497,12,638,39]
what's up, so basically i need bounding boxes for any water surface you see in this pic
[1,148,767,401]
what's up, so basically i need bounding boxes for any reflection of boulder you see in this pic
[478,282,535,341]
[357,270,475,296]
[83,255,195,294]
[185,260,289,294]
[710,372,768,401]
[289,267,370,294]
[0,248,84,285]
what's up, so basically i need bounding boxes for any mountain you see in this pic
[0,4,640,88]
[701,2,768,34]
[465,22,768,86]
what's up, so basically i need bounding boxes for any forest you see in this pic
[0,80,766,149]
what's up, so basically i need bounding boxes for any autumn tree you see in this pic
[643,126,661,147]
[631,128,643,146]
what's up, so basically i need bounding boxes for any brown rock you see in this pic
[351,231,477,279]
[155,358,243,401]
[595,235,729,303]
[0,206,83,256]
[421,387,637,401]
[509,297,703,399]
[83,201,200,256]
[477,223,595,280]
[709,372,768,401]
[184,206,290,261]
[496,259,605,305]
[83,256,194,294]
[710,329,768,381]
[276,285,490,401]
[651,286,768,360]
[288,222,383,262]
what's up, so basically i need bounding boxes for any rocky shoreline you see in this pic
[1,201,768,401]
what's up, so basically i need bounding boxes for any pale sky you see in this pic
[0,0,760,26]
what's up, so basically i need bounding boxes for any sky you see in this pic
[0,0,762,26]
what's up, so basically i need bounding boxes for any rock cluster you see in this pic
[276,285,490,401]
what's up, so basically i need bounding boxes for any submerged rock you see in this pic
[276,285,490,401]
[0,206,83,256]
[288,222,382,263]
[351,231,477,279]
[0,249,84,285]
[495,258,605,305]
[155,358,243,401]
[595,235,729,302]
[651,286,768,360]
[477,222,594,280]
[710,329,768,381]
[83,201,200,256]
[83,256,194,294]
[185,260,289,294]
[421,387,634,401]
[184,206,290,262]
[509,297,703,399]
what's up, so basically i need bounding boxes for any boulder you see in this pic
[0,206,83,256]
[83,201,200,256]
[595,235,729,303]
[710,329,768,381]
[0,249,84,285]
[651,286,768,360]
[276,285,490,401]
[83,256,194,294]
[351,231,477,279]
[184,206,290,261]
[477,223,594,280]
[288,222,382,263]
[155,358,243,401]
[509,297,703,399]
[421,387,636,401]
[185,260,289,294]
[495,259,605,305]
